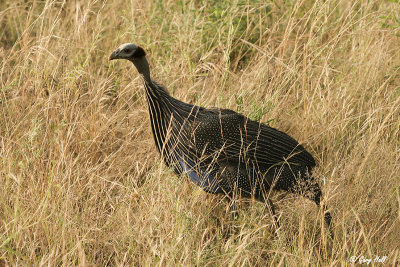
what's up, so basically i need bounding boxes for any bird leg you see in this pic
[322,205,334,239]
[305,181,334,239]
[265,199,280,232]
[222,197,240,238]
[230,200,239,222]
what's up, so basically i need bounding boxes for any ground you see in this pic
[0,0,399,266]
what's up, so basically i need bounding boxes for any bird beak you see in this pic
[109,50,119,61]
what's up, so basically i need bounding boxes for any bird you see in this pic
[109,43,332,231]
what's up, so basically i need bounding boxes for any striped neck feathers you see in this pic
[143,81,173,155]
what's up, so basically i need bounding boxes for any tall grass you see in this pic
[1,0,399,265]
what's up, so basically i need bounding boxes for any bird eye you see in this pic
[124,49,131,53]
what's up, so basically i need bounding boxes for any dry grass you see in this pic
[1,0,399,266]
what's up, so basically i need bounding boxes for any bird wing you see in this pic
[176,154,223,193]
[191,110,316,168]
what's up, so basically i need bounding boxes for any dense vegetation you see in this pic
[1,0,399,265]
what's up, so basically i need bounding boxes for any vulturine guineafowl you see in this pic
[109,43,332,230]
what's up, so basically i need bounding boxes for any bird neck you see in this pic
[143,81,173,156]
[132,56,151,84]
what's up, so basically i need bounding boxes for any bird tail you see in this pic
[299,177,333,231]
[305,180,322,206]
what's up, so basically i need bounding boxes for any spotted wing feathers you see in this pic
[192,110,315,168]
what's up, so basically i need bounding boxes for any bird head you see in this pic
[109,43,146,61]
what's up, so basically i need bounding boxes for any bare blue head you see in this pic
[109,43,150,82]
[109,43,146,61]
